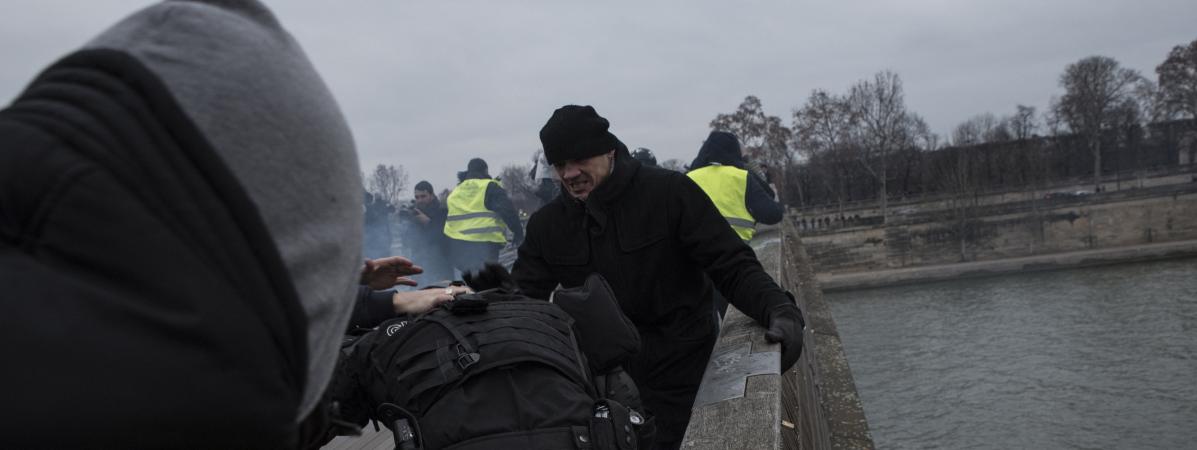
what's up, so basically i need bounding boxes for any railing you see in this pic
[682,220,874,449]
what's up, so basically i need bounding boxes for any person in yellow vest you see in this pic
[687,131,784,316]
[444,158,524,275]
[687,131,783,240]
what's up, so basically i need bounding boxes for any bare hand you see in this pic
[392,285,473,315]
[361,256,424,290]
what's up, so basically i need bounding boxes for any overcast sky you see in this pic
[3,1,1196,193]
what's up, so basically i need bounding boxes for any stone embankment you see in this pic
[798,171,1197,291]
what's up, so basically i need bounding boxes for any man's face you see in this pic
[414,189,434,207]
[554,150,615,201]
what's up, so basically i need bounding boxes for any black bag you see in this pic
[339,282,653,450]
[551,273,641,374]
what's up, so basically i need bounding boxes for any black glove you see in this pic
[764,301,805,372]
[462,262,519,293]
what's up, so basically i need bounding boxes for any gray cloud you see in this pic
[4,0,1195,192]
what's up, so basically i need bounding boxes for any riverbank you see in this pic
[818,239,1197,292]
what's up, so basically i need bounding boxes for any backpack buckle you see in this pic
[454,343,481,370]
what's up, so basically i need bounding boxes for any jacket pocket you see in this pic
[614,208,668,252]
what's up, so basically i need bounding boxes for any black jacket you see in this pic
[0,51,307,447]
[512,148,790,444]
[689,132,784,225]
[400,198,450,272]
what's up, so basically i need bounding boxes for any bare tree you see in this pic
[936,147,979,262]
[793,89,857,212]
[1009,105,1039,140]
[1053,55,1144,191]
[847,70,919,222]
[497,163,537,216]
[793,90,856,156]
[710,95,794,173]
[366,163,409,207]
[1156,39,1197,120]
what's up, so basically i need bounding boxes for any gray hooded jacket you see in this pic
[87,0,362,421]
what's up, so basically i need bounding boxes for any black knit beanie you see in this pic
[539,105,622,165]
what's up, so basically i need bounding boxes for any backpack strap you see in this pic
[444,426,594,450]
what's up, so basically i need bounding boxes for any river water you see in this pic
[825,258,1197,449]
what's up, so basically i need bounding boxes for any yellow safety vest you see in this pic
[443,179,508,244]
[687,164,756,241]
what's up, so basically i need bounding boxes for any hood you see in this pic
[689,131,746,170]
[86,0,362,421]
[459,169,492,181]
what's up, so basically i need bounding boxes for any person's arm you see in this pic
[511,218,557,300]
[347,285,471,330]
[348,286,399,330]
[431,205,449,236]
[670,174,789,326]
[671,173,804,368]
[745,174,784,225]
[360,256,421,290]
[485,182,525,245]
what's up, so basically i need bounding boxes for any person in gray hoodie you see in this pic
[0,1,362,447]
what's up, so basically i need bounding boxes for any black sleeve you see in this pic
[429,205,449,240]
[511,217,557,300]
[745,173,784,225]
[671,174,789,326]
[347,286,397,330]
[485,182,525,243]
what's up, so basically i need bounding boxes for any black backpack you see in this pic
[328,274,652,450]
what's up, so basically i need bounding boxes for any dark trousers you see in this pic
[447,239,502,276]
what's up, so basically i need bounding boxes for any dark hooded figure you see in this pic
[0,1,362,447]
[398,180,453,283]
[686,131,785,317]
[513,105,805,449]
[444,158,524,275]
[687,131,783,231]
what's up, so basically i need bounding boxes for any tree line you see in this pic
[362,39,1197,222]
[712,38,1197,222]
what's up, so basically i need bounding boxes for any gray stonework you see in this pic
[684,222,874,450]
[802,182,1197,280]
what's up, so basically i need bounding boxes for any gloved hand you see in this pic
[764,301,805,372]
[462,262,519,293]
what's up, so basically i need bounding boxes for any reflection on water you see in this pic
[826,258,1197,449]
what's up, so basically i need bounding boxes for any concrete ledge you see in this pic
[819,239,1197,292]
[683,229,785,450]
[783,224,875,450]
[684,221,875,449]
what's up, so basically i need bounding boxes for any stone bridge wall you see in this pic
[802,183,1197,275]
[683,221,873,449]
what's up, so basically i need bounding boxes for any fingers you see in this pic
[764,328,784,343]
[764,319,788,343]
[394,264,424,276]
[367,256,415,271]
[376,262,424,277]
[394,285,476,315]
[395,277,418,287]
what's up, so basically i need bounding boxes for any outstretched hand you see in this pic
[392,285,473,315]
[764,302,806,372]
[361,256,423,290]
